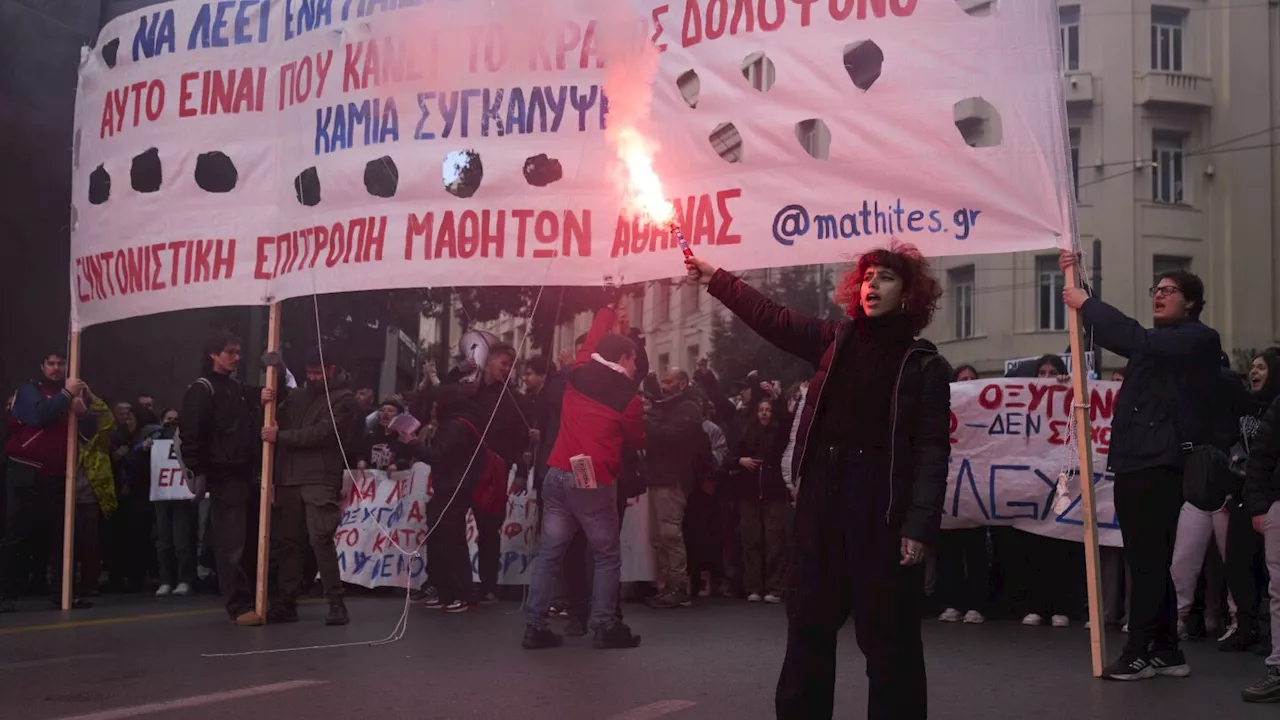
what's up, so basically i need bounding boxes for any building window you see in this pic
[682,280,701,316]
[1151,6,1185,72]
[656,280,671,322]
[658,353,670,374]
[1152,131,1186,204]
[1069,128,1081,198]
[949,266,976,340]
[1153,255,1191,285]
[742,52,775,91]
[629,294,644,332]
[1037,255,1067,331]
[686,344,700,372]
[501,330,514,346]
[1060,6,1080,71]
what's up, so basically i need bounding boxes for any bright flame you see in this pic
[616,127,674,226]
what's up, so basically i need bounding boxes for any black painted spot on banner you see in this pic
[195,152,237,193]
[364,156,399,198]
[131,148,162,193]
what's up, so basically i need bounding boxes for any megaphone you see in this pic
[459,329,499,384]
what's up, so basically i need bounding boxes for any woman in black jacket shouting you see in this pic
[686,243,950,720]
[728,395,793,604]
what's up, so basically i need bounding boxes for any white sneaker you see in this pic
[1022,613,1044,626]
[155,584,173,597]
[763,594,783,604]
[1051,614,1070,628]
[1122,622,1129,633]
[172,582,193,597]
[746,593,763,603]
[938,608,962,622]
[963,610,985,624]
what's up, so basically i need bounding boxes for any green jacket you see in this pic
[273,385,357,488]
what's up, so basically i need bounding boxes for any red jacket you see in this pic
[546,307,645,486]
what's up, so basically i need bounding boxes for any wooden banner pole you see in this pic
[1063,249,1107,677]
[60,331,81,611]
[254,303,282,618]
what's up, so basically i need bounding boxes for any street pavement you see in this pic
[0,592,1276,720]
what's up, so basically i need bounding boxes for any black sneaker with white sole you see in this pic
[1102,653,1155,681]
[1149,649,1190,677]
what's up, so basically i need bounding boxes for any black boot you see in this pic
[266,604,299,624]
[325,602,349,626]
[522,625,563,650]
[594,622,642,650]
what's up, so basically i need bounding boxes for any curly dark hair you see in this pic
[835,241,942,336]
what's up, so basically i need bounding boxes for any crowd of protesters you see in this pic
[11,245,1280,705]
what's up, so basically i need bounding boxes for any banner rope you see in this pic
[201,261,555,658]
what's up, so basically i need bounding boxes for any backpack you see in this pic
[174,378,213,499]
[456,418,510,517]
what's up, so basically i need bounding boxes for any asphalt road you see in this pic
[0,593,1276,720]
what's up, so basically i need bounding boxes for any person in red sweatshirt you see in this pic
[523,303,645,651]
[1,351,98,612]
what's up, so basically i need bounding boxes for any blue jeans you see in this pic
[527,468,621,631]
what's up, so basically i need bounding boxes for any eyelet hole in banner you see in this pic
[101,38,119,69]
[795,119,831,161]
[130,147,163,193]
[364,155,399,198]
[708,122,743,164]
[676,70,700,109]
[843,40,884,92]
[88,164,110,205]
[953,97,1003,148]
[194,151,238,193]
[294,167,322,207]
[444,149,483,198]
[955,0,998,18]
[522,154,563,187]
[741,52,776,92]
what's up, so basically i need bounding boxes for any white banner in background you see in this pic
[71,0,1072,328]
[943,379,1122,547]
[337,464,655,589]
[149,439,196,501]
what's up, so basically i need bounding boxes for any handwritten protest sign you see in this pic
[72,1,1072,328]
[943,379,1121,546]
[148,439,195,501]
[338,464,656,589]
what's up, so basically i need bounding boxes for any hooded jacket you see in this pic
[178,371,261,478]
[644,386,710,490]
[546,307,646,487]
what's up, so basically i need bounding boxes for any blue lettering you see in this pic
[414,91,435,139]
[439,91,459,137]
[927,210,943,232]
[212,1,235,48]
[458,89,482,138]
[132,10,177,61]
[949,457,989,519]
[380,97,399,143]
[480,88,505,137]
[569,85,597,131]
[315,105,332,155]
[505,87,526,135]
[989,465,1037,520]
[906,209,924,232]
[352,550,373,576]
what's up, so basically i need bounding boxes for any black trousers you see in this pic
[935,527,987,614]
[1112,467,1184,655]
[273,484,343,606]
[209,470,255,618]
[1224,498,1263,632]
[0,463,66,601]
[472,505,502,594]
[427,498,475,604]
[776,449,926,720]
[1012,532,1083,618]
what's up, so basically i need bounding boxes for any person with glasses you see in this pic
[1060,251,1224,681]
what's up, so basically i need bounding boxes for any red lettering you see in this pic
[513,208,534,257]
[533,210,558,258]
[715,188,741,245]
[406,212,432,260]
[682,0,702,47]
[555,21,581,70]
[977,383,1002,410]
[651,5,670,52]
[758,0,785,31]
[791,0,819,26]
[344,42,364,92]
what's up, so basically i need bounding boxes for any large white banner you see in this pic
[943,379,1121,547]
[149,438,196,501]
[337,464,656,589]
[71,0,1072,328]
